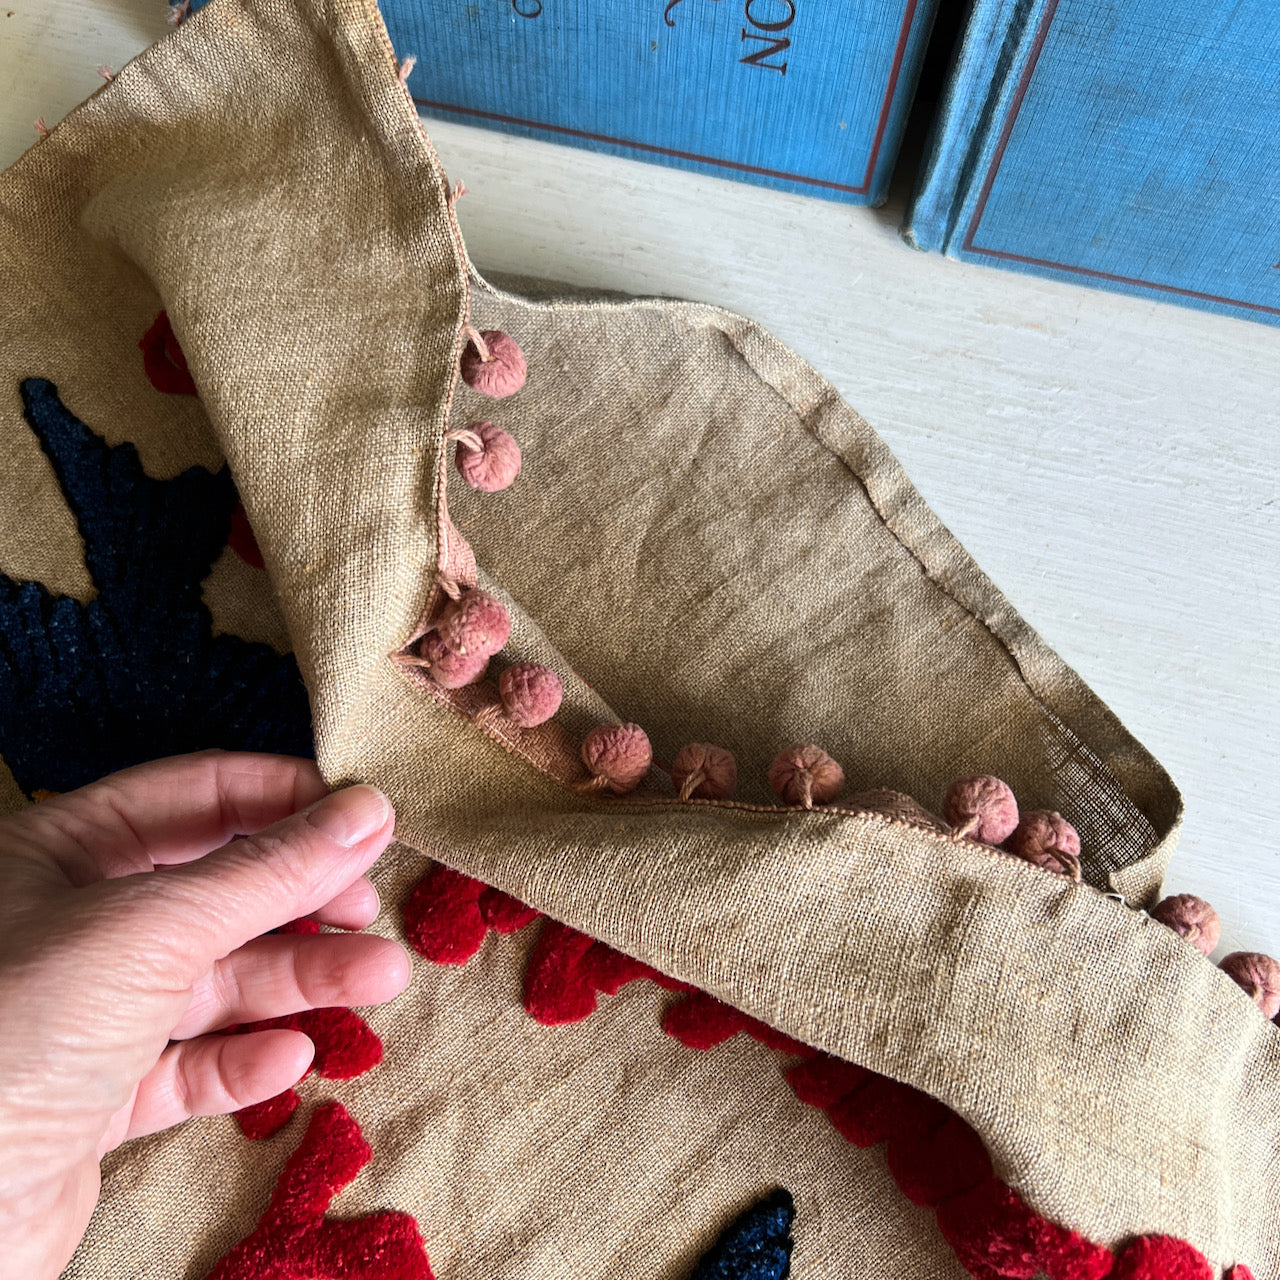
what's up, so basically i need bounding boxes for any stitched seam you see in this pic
[464,272,1172,846]
[402,666,1095,890]
[347,0,471,612]
[462,281,1169,871]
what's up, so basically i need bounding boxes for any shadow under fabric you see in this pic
[0,0,1274,1276]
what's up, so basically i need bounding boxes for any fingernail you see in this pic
[304,785,391,847]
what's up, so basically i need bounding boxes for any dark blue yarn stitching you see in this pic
[0,378,313,796]
[690,1189,795,1280]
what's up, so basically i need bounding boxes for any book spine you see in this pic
[902,0,1046,251]
[387,0,941,207]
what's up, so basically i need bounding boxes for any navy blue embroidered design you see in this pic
[0,378,312,795]
[690,1189,795,1280]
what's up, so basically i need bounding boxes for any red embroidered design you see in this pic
[237,1090,303,1141]
[479,886,540,934]
[788,1053,1208,1280]
[205,1101,433,1279]
[936,1178,1112,1280]
[523,919,693,1026]
[228,1007,383,1139]
[401,869,1249,1280]
[662,990,812,1056]
[886,1109,993,1209]
[788,1056,912,1149]
[403,863,541,964]
[139,311,197,396]
[1106,1237,1214,1280]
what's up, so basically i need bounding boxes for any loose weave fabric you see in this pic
[0,0,1274,1275]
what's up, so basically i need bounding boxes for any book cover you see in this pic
[905,0,1280,325]
[383,0,940,205]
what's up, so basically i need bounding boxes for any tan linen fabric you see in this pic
[65,842,971,1280]
[0,0,1274,1274]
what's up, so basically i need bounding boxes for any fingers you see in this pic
[309,875,380,931]
[120,1029,315,1144]
[11,751,329,884]
[102,784,395,981]
[171,931,410,1039]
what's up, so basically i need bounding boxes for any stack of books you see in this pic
[385,0,940,206]
[382,0,1280,327]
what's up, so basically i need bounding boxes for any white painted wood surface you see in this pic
[2,0,1277,955]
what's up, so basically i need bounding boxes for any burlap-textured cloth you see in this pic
[0,0,1274,1274]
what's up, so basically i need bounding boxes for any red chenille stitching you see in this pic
[205,1101,433,1280]
[1106,1236,1214,1280]
[785,1053,873,1107]
[402,871,1252,1280]
[523,919,695,1026]
[229,1007,382,1140]
[886,1110,992,1207]
[478,885,541,933]
[661,991,812,1056]
[935,1178,1112,1280]
[404,863,540,964]
[139,311,197,396]
[403,865,487,963]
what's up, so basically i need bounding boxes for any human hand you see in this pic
[0,751,407,1280]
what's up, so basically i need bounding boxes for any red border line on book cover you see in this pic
[414,0,919,197]
[960,0,1280,317]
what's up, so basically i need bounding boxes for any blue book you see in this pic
[904,0,1280,325]
[382,0,940,205]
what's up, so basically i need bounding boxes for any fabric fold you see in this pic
[1,0,1275,1273]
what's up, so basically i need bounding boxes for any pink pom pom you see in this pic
[436,589,511,658]
[671,743,737,801]
[580,723,652,795]
[1219,952,1280,1018]
[1150,894,1221,956]
[944,775,1019,844]
[768,744,844,809]
[1005,810,1082,880]
[499,663,563,727]
[455,421,522,492]
[460,329,527,398]
[407,631,488,689]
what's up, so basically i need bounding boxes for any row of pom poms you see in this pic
[676,754,1280,1022]
[411,321,566,721]
[427,321,1280,1023]
[407,596,1280,1028]
[445,324,528,493]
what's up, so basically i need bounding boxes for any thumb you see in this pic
[101,784,394,980]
